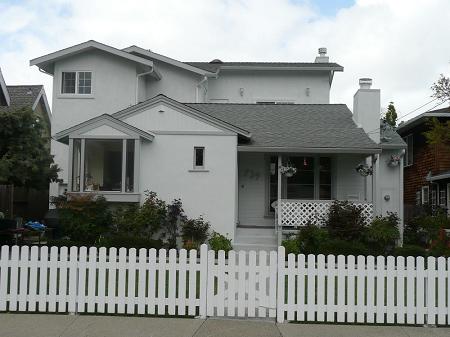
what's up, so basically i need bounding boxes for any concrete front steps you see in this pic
[233,226,278,251]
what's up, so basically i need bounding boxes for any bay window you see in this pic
[70,138,138,194]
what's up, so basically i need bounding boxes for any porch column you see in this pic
[80,139,85,192]
[67,138,74,192]
[277,155,282,228]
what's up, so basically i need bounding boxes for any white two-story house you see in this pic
[31,41,405,250]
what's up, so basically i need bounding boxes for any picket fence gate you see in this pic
[0,244,449,325]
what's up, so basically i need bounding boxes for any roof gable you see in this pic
[123,46,213,76]
[55,114,155,144]
[113,94,251,137]
[30,40,156,74]
[0,68,10,106]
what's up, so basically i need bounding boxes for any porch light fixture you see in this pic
[355,163,373,177]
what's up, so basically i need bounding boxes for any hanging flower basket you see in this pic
[355,163,373,177]
[280,165,297,177]
[387,154,402,167]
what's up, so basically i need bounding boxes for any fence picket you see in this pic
[227,251,236,317]
[416,256,425,325]
[0,246,9,311]
[97,247,107,313]
[9,246,19,311]
[316,254,326,322]
[427,257,436,325]
[148,248,157,315]
[0,244,448,325]
[217,250,226,316]
[386,256,395,323]
[287,254,295,321]
[356,255,365,323]
[28,246,39,312]
[346,255,356,323]
[78,246,87,313]
[406,256,415,324]
[57,247,68,313]
[177,249,187,316]
[437,257,446,325]
[326,254,335,322]
[167,249,177,315]
[376,256,385,323]
[18,246,29,311]
[258,250,267,318]
[336,255,345,322]
[187,249,196,316]
[127,248,137,315]
[106,247,116,313]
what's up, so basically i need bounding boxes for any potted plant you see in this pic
[280,163,297,177]
[388,154,402,167]
[355,163,373,176]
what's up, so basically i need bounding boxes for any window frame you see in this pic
[439,188,446,206]
[421,185,429,204]
[193,146,206,170]
[402,134,413,167]
[69,137,139,195]
[60,70,93,96]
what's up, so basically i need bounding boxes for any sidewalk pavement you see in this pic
[0,313,449,337]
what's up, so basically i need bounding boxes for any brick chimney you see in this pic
[353,78,380,143]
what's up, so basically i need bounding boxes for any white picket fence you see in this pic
[0,244,449,325]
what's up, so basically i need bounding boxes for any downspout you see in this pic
[136,67,155,104]
[196,76,208,103]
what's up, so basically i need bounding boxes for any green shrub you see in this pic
[208,232,232,253]
[51,194,111,245]
[97,234,163,250]
[324,201,366,241]
[282,236,301,255]
[404,210,450,248]
[323,239,369,256]
[297,224,330,255]
[181,216,210,250]
[112,191,166,238]
[365,213,400,255]
[394,244,428,257]
[163,198,187,249]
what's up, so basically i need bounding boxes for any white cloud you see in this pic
[0,0,449,119]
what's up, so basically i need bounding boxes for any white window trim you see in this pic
[190,146,208,172]
[421,186,429,204]
[439,188,446,206]
[68,137,140,198]
[59,70,94,97]
[403,134,413,167]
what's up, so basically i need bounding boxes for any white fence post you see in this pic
[199,244,208,318]
[277,245,285,323]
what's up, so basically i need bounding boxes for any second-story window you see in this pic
[403,134,413,167]
[61,71,92,95]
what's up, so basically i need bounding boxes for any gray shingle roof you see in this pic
[185,103,379,151]
[0,85,43,112]
[380,121,407,148]
[185,62,343,73]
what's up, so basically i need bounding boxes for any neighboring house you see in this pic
[30,41,405,249]
[0,67,52,219]
[397,107,450,218]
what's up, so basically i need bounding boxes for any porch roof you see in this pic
[186,103,381,153]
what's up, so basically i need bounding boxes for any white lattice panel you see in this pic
[279,200,373,227]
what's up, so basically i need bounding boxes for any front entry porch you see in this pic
[235,152,375,249]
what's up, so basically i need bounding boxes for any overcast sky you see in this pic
[1,0,449,121]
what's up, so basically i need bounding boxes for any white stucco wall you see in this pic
[138,134,237,238]
[334,154,368,201]
[207,71,331,104]
[144,61,202,103]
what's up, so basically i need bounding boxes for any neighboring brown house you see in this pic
[397,106,450,218]
[0,68,52,220]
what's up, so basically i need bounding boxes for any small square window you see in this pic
[194,147,205,169]
[61,72,76,94]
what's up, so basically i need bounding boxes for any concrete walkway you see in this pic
[0,314,449,337]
